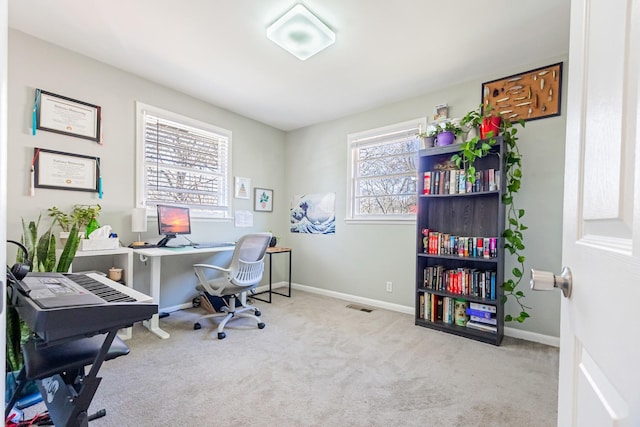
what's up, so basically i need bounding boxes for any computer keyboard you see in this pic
[192,242,235,249]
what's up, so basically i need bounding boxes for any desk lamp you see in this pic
[130,207,148,247]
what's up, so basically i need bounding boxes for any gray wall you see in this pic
[7,30,286,307]
[284,57,567,338]
[8,29,566,338]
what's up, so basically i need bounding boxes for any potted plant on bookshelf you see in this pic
[435,121,463,146]
[417,128,438,148]
[452,104,529,323]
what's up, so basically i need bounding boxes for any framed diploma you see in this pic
[36,89,101,142]
[33,148,99,192]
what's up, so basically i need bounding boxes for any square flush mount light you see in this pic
[267,4,335,61]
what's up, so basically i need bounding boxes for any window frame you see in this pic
[135,102,233,220]
[346,117,426,224]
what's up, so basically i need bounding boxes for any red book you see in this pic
[423,172,431,195]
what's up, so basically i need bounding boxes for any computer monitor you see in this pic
[156,204,191,247]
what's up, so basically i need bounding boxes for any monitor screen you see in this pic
[157,204,191,236]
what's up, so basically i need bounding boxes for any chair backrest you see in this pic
[228,233,272,287]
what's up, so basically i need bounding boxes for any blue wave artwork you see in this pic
[290,193,336,234]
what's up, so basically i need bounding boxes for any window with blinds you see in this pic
[136,102,231,218]
[346,118,426,221]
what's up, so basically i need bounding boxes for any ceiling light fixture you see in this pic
[267,4,335,61]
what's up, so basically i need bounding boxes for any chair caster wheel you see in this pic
[255,310,261,316]
[192,296,201,308]
[194,323,201,330]
[217,332,226,340]
[258,322,266,329]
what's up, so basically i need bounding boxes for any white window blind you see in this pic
[137,103,231,218]
[347,118,426,221]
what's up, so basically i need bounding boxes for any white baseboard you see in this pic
[291,283,560,347]
[503,327,559,347]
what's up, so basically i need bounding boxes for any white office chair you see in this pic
[192,232,271,339]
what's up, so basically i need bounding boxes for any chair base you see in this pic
[194,293,265,339]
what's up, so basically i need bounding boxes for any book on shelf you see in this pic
[465,320,497,333]
[423,172,431,195]
[488,169,496,191]
[458,171,466,194]
[469,302,497,313]
[466,308,494,319]
[470,315,498,325]
[449,170,458,195]
[443,170,450,194]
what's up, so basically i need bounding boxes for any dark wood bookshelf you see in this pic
[415,137,505,345]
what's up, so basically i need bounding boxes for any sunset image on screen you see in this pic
[158,206,190,234]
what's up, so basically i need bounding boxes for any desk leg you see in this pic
[252,253,273,303]
[272,250,292,298]
[142,256,170,339]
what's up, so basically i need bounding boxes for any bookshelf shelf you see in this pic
[415,137,505,345]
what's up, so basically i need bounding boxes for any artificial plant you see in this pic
[451,104,530,323]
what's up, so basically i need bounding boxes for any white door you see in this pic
[556,0,640,425]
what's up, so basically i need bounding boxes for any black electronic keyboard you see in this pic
[6,272,157,427]
[10,272,157,345]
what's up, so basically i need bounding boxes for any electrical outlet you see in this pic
[386,281,393,292]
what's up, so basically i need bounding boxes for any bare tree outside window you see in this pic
[348,118,425,221]
[137,103,231,218]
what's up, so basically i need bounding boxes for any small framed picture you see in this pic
[254,188,273,212]
[234,177,251,199]
[434,104,449,121]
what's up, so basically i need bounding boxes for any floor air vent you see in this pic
[346,304,374,313]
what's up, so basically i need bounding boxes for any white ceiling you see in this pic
[8,0,571,131]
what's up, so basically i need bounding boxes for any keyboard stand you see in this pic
[5,329,130,427]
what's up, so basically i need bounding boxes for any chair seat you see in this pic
[23,334,130,380]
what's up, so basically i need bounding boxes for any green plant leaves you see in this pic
[457,105,530,323]
[56,223,80,273]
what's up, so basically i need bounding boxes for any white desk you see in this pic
[133,246,234,339]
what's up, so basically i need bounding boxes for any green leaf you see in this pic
[502,195,512,204]
[518,209,525,218]
[505,314,513,322]
[515,291,525,297]
[509,218,518,226]
[518,255,526,263]
[512,268,523,277]
[56,223,80,273]
[43,234,56,272]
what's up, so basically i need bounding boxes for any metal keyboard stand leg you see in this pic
[252,248,292,303]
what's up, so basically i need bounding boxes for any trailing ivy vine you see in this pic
[451,105,530,323]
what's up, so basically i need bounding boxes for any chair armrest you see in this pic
[193,263,231,274]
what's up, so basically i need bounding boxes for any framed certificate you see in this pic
[36,89,101,142]
[34,148,99,192]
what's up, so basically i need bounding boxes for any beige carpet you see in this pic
[24,290,558,426]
